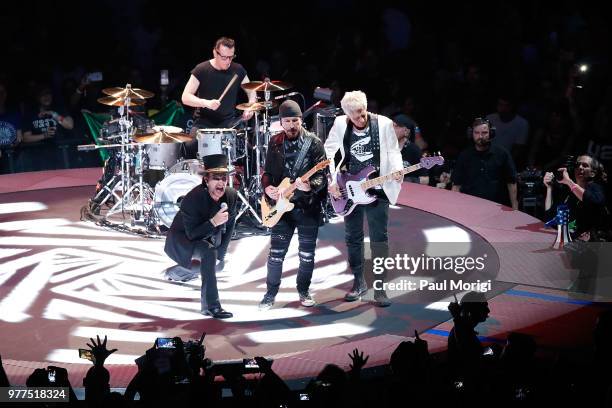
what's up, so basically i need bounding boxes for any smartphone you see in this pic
[47,369,56,383]
[87,72,103,82]
[244,358,259,369]
[160,70,169,86]
[156,337,176,349]
[78,348,94,361]
[299,393,310,401]
[483,346,494,356]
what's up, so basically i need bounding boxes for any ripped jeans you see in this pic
[265,213,319,297]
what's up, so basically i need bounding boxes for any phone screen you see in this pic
[244,358,259,369]
[160,70,169,86]
[299,393,310,401]
[78,348,94,361]
[156,337,176,349]
[47,369,56,383]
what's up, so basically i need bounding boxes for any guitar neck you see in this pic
[361,163,421,190]
[282,165,323,198]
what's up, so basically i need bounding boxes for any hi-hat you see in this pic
[236,101,278,111]
[97,96,146,106]
[102,85,155,99]
[134,131,191,144]
[241,80,292,92]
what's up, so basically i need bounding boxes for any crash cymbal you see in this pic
[97,96,146,106]
[134,131,191,144]
[241,80,292,92]
[236,101,278,111]
[102,85,155,99]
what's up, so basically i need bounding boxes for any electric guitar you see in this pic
[261,159,331,227]
[331,155,444,216]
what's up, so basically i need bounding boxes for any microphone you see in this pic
[274,91,300,100]
[219,202,228,234]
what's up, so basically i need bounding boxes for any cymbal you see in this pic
[241,80,292,92]
[97,96,146,106]
[236,101,278,111]
[134,131,191,144]
[102,86,155,99]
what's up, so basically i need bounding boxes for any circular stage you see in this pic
[0,169,607,387]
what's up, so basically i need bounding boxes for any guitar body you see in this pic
[331,166,377,216]
[261,177,295,227]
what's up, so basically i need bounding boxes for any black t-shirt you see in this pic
[451,144,517,206]
[348,127,375,174]
[400,141,427,178]
[23,107,70,143]
[283,135,303,178]
[191,61,247,126]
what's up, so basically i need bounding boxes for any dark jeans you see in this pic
[344,197,389,277]
[266,211,319,297]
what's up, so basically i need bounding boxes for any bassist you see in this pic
[324,91,403,307]
[259,100,328,310]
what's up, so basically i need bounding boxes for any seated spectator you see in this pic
[543,154,609,240]
[452,117,519,209]
[486,94,529,168]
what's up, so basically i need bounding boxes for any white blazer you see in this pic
[324,113,404,204]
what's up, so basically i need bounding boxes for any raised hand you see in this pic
[348,348,369,371]
[86,335,117,366]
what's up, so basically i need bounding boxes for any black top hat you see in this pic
[201,154,230,173]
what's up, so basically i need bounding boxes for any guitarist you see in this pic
[324,91,403,307]
[259,100,328,310]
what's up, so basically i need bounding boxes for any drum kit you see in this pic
[80,79,310,235]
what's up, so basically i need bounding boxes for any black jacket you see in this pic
[164,184,238,268]
[261,129,328,219]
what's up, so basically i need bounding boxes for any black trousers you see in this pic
[344,197,389,277]
[265,210,319,297]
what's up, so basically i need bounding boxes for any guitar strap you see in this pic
[291,134,313,179]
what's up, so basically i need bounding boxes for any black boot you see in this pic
[371,241,392,307]
[345,273,367,301]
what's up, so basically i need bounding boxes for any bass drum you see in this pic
[153,173,201,227]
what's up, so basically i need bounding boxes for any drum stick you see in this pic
[218,74,238,102]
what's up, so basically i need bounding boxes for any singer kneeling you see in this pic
[164,154,237,319]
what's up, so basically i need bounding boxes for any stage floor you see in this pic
[1,169,610,387]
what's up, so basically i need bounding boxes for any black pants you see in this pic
[344,197,389,277]
[266,211,319,297]
[194,219,235,311]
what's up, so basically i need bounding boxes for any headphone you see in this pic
[466,117,496,139]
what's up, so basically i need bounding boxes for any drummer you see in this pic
[181,37,256,158]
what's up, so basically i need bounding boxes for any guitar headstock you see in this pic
[420,153,444,169]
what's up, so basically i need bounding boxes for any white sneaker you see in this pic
[299,292,316,307]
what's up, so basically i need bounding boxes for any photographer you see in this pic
[543,154,609,241]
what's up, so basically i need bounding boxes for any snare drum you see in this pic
[196,128,237,161]
[153,173,202,227]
